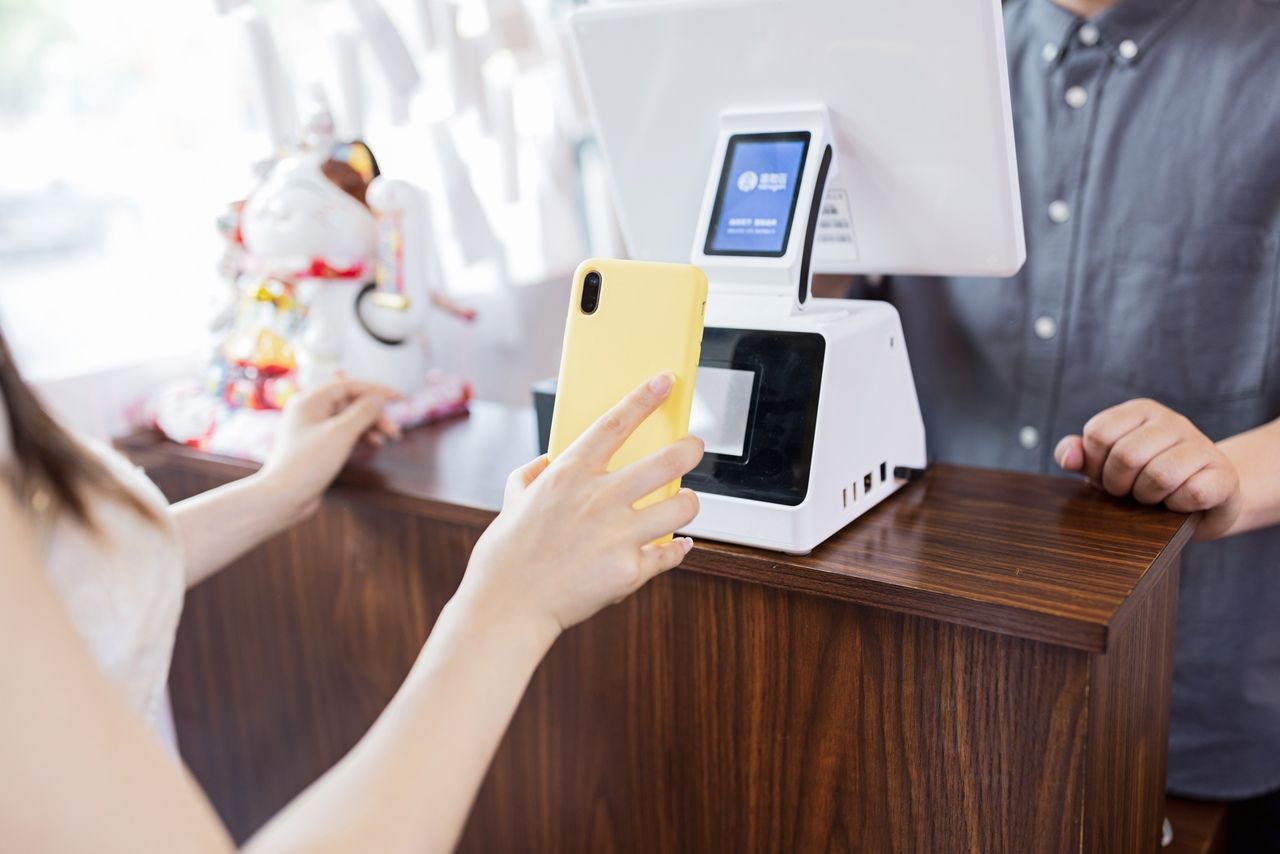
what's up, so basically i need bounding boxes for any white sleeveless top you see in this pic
[0,390,185,733]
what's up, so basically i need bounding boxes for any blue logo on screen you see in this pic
[707,137,808,256]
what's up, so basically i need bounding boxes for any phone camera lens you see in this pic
[581,270,602,314]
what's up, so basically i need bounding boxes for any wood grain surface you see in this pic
[120,400,1193,652]
[123,402,1192,852]
[1166,797,1227,854]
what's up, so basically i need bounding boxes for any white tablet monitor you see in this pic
[568,0,1025,278]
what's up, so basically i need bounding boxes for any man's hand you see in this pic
[1055,398,1243,540]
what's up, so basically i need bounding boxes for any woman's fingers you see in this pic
[561,373,675,470]
[301,378,402,418]
[632,488,700,543]
[637,537,695,585]
[611,436,704,502]
[505,456,550,503]
[374,411,402,441]
[1100,421,1182,496]
[332,394,387,443]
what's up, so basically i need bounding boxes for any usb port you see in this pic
[864,473,873,493]
[880,462,888,483]
[842,487,848,508]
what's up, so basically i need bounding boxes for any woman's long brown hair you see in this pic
[0,327,160,528]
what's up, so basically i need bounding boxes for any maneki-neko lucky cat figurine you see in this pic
[138,138,474,462]
[211,137,473,416]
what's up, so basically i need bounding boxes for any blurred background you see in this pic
[0,0,620,436]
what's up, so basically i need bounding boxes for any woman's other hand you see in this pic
[459,372,705,643]
[259,378,402,518]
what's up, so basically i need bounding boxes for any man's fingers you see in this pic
[1055,435,1084,472]
[1100,422,1182,497]
[1080,400,1158,484]
[637,537,695,586]
[505,456,550,503]
[633,488,700,543]
[1130,443,1203,505]
[1164,465,1233,514]
[562,373,675,469]
[612,436,704,502]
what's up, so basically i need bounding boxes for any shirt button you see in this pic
[1048,200,1071,223]
[1065,86,1089,108]
[1078,23,1100,46]
[1034,315,1058,340]
[1042,42,1059,63]
[1019,426,1041,450]
[1118,39,1139,61]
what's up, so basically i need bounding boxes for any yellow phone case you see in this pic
[548,259,707,533]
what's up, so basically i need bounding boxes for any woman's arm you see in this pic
[173,379,400,587]
[244,372,703,852]
[0,483,234,852]
[4,373,701,852]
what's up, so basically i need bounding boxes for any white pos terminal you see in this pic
[567,0,1024,554]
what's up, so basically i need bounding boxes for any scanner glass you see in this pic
[690,366,755,456]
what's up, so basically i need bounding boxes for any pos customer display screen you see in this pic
[704,132,810,257]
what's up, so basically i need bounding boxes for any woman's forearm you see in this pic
[171,472,307,588]
[1218,417,1280,537]
[243,585,557,854]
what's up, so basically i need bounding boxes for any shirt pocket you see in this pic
[1097,223,1279,405]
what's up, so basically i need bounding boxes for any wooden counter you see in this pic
[120,400,1194,853]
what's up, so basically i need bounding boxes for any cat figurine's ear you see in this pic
[321,141,381,208]
[331,140,380,183]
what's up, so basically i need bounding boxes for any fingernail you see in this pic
[681,537,694,554]
[649,372,674,395]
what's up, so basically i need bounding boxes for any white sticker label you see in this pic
[816,189,859,260]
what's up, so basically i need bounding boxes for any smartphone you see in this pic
[548,258,707,523]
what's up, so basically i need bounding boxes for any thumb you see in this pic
[1055,434,1085,472]
[505,455,550,504]
[331,394,386,442]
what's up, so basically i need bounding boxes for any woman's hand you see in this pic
[457,372,705,643]
[259,378,403,518]
[1055,398,1242,540]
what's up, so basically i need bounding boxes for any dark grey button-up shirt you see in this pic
[856,0,1280,798]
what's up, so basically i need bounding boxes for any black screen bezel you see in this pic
[683,328,825,506]
[703,131,811,258]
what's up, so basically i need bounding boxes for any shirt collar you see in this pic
[1028,0,1200,67]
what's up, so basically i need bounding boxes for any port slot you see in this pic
[880,462,888,483]
[864,473,873,494]
[842,487,848,508]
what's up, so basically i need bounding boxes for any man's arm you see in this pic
[1217,418,1280,536]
